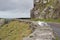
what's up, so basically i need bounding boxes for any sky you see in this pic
[0,0,33,18]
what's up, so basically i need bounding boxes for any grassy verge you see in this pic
[56,35,59,40]
[31,18,60,23]
[0,21,32,40]
[56,37,59,40]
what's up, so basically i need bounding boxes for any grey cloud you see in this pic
[0,0,33,11]
[0,0,33,18]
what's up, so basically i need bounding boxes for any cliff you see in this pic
[31,0,60,19]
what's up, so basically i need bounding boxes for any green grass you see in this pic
[56,37,59,40]
[56,36,59,40]
[31,18,60,23]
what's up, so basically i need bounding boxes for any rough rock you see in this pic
[0,19,5,26]
[31,0,60,19]
[23,21,55,40]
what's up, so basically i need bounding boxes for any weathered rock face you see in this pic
[23,21,55,40]
[31,0,60,19]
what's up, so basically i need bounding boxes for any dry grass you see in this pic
[0,21,32,40]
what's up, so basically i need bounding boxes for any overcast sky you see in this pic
[0,0,33,18]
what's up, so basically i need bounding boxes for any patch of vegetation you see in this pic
[56,36,59,40]
[31,18,60,23]
[0,21,32,40]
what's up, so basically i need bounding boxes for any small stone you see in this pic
[43,0,47,4]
